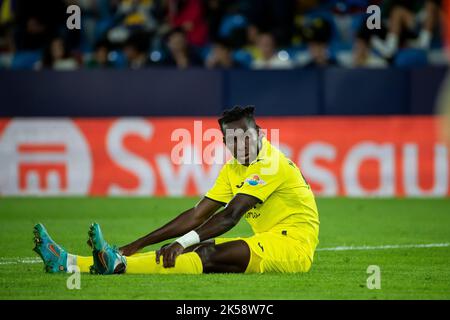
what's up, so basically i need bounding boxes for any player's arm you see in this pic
[157,193,260,267]
[119,197,223,256]
[194,193,259,240]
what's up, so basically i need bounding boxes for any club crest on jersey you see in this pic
[245,175,266,186]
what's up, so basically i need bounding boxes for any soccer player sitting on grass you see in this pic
[33,106,320,275]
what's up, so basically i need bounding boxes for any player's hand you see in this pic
[119,244,140,256]
[156,242,184,268]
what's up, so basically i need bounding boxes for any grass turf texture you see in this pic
[0,197,449,300]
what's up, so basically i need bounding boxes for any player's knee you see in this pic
[194,244,216,269]
[183,239,215,253]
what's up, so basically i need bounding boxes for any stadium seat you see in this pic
[329,41,352,59]
[218,14,248,39]
[232,49,253,68]
[94,17,116,43]
[394,49,428,68]
[107,50,127,68]
[350,13,366,34]
[197,45,212,61]
[11,51,42,70]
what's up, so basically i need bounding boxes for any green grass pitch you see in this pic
[0,197,449,300]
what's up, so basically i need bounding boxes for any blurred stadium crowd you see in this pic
[0,0,447,70]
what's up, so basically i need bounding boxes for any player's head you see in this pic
[218,105,261,165]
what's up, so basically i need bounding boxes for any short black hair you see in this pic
[218,105,257,131]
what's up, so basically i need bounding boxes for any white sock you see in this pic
[67,254,78,273]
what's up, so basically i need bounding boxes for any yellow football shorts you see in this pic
[215,230,313,274]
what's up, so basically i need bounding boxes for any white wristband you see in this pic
[175,231,200,249]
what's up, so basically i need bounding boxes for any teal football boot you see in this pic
[88,223,126,275]
[33,223,68,273]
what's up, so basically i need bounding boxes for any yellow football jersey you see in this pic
[205,137,320,254]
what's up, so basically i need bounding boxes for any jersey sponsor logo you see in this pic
[245,175,266,186]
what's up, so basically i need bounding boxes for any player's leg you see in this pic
[88,222,251,275]
[124,239,251,274]
[32,221,194,274]
[87,223,201,275]
[213,231,315,274]
[33,223,93,273]
[125,240,250,274]
[195,240,250,273]
[124,251,203,274]
[123,241,250,274]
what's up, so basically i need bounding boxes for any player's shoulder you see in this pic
[225,157,239,167]
[220,157,240,174]
[248,141,288,173]
[256,138,286,164]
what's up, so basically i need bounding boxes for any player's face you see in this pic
[222,118,259,165]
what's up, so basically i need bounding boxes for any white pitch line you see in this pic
[316,243,450,252]
[0,257,42,265]
[0,243,448,265]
